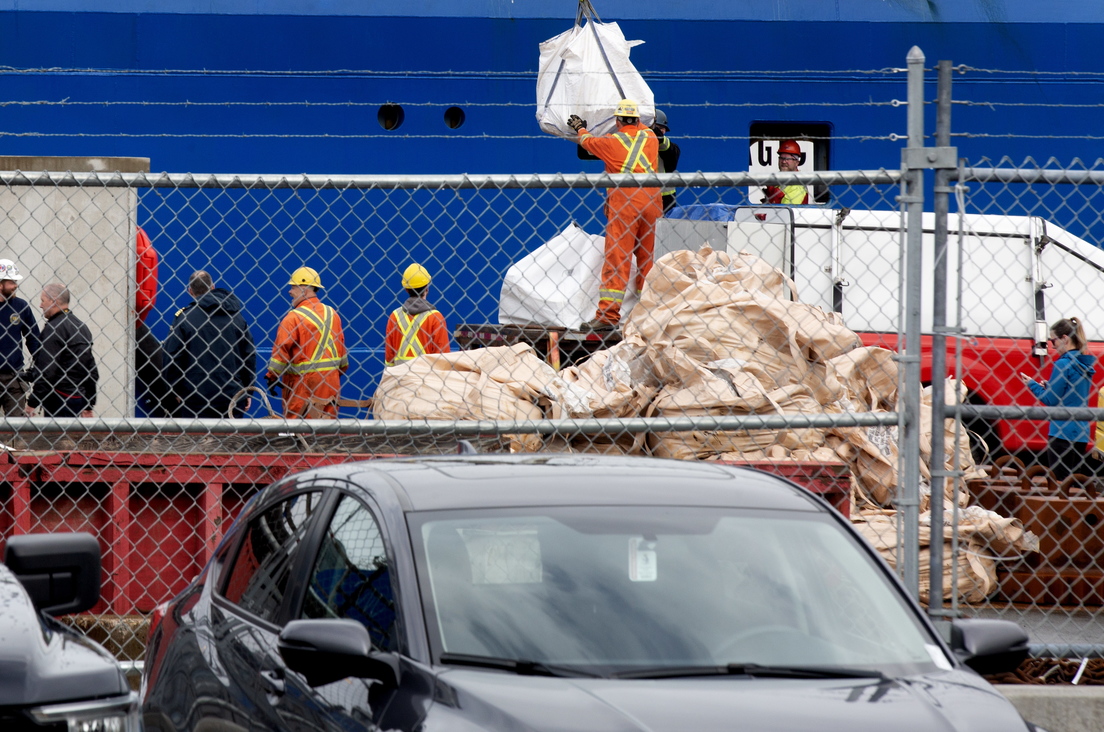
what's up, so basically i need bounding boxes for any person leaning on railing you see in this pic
[1019,316,1097,481]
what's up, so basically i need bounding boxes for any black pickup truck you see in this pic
[0,532,139,730]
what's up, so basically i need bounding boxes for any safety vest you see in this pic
[612,130,657,174]
[780,184,809,205]
[272,304,343,375]
[388,308,438,365]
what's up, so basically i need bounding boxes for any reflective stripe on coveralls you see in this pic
[267,304,342,375]
[613,131,657,174]
[390,309,434,364]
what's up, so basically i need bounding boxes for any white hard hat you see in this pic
[0,259,24,282]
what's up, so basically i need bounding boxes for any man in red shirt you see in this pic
[568,99,662,329]
[385,263,450,367]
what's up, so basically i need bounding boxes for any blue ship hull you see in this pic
[1,2,1099,173]
[0,2,1097,403]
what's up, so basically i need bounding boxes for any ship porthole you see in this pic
[378,104,405,131]
[444,106,466,129]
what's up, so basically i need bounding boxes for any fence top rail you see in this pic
[0,169,902,190]
[960,166,1104,185]
[0,412,900,436]
[955,404,1104,421]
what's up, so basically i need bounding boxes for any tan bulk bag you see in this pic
[373,344,556,452]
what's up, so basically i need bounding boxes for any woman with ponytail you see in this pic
[1019,316,1097,480]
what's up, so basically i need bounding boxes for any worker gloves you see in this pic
[265,373,279,396]
[567,115,587,133]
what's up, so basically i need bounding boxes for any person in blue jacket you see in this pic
[1019,316,1097,481]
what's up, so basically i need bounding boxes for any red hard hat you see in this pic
[778,139,802,156]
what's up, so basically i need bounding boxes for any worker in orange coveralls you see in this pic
[265,266,347,418]
[567,98,661,330]
[385,263,450,367]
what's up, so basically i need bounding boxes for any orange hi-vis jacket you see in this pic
[578,121,662,318]
[385,303,450,367]
[578,121,661,210]
[266,295,348,417]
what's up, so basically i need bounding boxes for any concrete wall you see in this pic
[0,158,149,418]
[998,686,1104,732]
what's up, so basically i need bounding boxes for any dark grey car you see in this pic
[141,455,1045,731]
[0,532,139,730]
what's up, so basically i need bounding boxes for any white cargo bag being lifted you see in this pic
[499,223,639,329]
[536,0,654,139]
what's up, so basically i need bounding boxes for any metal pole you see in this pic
[928,59,953,615]
[899,46,926,598]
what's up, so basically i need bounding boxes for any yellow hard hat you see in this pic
[615,98,639,118]
[288,266,323,288]
[401,263,431,290]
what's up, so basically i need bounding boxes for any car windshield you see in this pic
[412,507,950,678]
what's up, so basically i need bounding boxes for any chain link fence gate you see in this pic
[915,56,1104,684]
[946,159,1104,669]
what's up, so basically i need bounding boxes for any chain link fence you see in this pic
[946,159,1104,664]
[2,83,1103,686]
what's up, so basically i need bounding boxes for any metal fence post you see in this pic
[927,59,954,615]
[898,45,926,598]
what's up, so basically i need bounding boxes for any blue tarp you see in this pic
[665,203,741,222]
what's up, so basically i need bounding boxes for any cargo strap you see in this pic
[539,0,625,120]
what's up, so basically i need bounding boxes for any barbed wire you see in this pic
[952,132,1104,141]
[958,66,1104,78]
[954,100,1104,109]
[0,99,902,109]
[0,65,907,77]
[0,131,904,141]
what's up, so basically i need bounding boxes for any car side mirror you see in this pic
[4,532,102,616]
[279,619,400,687]
[945,618,1029,675]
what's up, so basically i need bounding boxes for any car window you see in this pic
[414,507,946,676]
[221,491,323,623]
[301,494,398,651]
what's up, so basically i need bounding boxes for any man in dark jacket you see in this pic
[25,283,98,418]
[651,109,681,214]
[162,271,257,418]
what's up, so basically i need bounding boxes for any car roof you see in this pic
[337,454,825,513]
